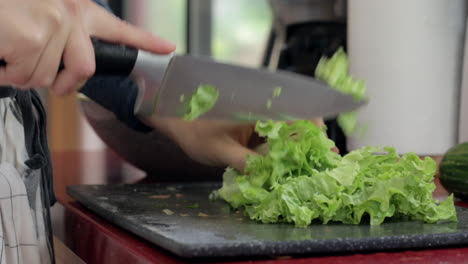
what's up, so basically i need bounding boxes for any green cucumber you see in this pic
[440,142,468,200]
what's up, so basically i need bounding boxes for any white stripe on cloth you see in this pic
[0,98,50,264]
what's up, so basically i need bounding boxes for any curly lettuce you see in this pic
[212,121,457,227]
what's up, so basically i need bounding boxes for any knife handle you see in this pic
[0,38,138,76]
[91,38,139,75]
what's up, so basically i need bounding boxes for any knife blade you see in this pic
[153,55,365,121]
[0,39,366,122]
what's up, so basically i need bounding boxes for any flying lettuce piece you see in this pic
[266,99,273,110]
[337,112,357,136]
[264,87,282,111]
[273,87,282,97]
[183,84,219,120]
[212,120,457,227]
[315,48,366,135]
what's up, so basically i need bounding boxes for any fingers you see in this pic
[1,0,174,94]
[312,118,325,127]
[216,141,258,172]
[0,33,48,87]
[85,1,176,54]
[147,118,257,172]
[26,26,70,89]
[0,0,71,88]
[51,24,95,95]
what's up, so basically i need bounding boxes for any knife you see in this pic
[0,39,365,122]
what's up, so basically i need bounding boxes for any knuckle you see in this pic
[52,85,70,96]
[77,63,95,80]
[24,32,47,51]
[8,73,30,86]
[36,76,55,88]
[47,8,64,28]
[64,0,80,16]
[58,87,73,96]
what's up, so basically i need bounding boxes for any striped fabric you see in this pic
[0,98,51,263]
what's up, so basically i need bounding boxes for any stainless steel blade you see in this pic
[154,55,365,121]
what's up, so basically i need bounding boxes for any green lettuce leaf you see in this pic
[315,48,366,135]
[183,84,219,120]
[213,121,457,227]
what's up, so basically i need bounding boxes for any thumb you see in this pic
[85,1,176,54]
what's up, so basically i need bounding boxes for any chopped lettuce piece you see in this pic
[266,99,272,110]
[337,112,357,136]
[315,47,366,135]
[213,121,457,227]
[273,87,282,97]
[162,209,174,215]
[183,84,219,120]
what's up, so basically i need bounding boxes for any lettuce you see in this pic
[315,48,366,135]
[183,84,219,120]
[212,121,457,227]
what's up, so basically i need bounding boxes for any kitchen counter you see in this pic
[54,150,468,264]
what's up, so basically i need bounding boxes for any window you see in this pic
[123,0,273,66]
[123,0,187,54]
[212,0,273,67]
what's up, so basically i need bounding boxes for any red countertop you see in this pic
[54,150,468,264]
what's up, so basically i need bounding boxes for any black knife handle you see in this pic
[0,38,138,76]
[91,38,138,75]
[81,76,152,132]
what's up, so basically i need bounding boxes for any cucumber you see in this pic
[440,142,468,200]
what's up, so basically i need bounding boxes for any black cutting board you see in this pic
[67,183,468,258]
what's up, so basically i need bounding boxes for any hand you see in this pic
[147,118,333,172]
[0,0,175,95]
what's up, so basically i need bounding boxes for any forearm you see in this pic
[81,100,224,181]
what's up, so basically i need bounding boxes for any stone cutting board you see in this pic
[67,182,468,259]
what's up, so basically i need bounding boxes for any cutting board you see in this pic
[67,183,468,258]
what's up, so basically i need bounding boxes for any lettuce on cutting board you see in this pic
[211,121,457,227]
